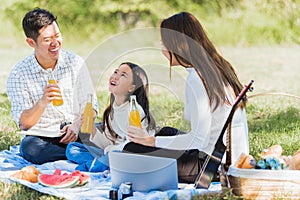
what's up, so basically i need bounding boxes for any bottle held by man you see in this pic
[47,69,64,106]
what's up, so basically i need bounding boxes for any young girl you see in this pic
[66,62,155,172]
[124,12,249,183]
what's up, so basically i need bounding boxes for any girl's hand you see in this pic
[127,125,155,147]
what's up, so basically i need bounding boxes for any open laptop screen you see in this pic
[109,151,178,192]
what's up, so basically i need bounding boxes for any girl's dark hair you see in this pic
[160,12,245,110]
[22,8,57,41]
[102,62,155,143]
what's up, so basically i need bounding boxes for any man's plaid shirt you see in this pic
[6,50,98,131]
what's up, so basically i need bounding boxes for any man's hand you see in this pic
[44,83,63,104]
[19,83,59,130]
[59,121,80,144]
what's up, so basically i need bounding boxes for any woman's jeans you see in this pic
[66,142,109,172]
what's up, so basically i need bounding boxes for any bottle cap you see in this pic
[109,189,118,200]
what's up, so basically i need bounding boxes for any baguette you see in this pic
[293,148,300,157]
[289,148,300,170]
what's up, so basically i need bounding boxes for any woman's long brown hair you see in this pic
[160,12,245,110]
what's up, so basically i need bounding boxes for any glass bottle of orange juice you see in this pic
[47,69,64,106]
[80,93,94,134]
[129,95,142,128]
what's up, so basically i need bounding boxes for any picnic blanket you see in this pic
[0,146,222,199]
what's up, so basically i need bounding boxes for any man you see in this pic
[6,8,98,164]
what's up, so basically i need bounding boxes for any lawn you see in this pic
[0,43,299,199]
[1,0,299,198]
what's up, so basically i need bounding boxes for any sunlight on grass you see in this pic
[247,96,300,157]
[0,182,63,200]
[0,1,299,198]
[0,83,299,199]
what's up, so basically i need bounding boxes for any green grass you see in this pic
[0,182,63,200]
[1,40,299,200]
[247,99,300,157]
[0,90,299,199]
[0,44,299,199]
[0,1,299,198]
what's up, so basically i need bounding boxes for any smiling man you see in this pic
[6,8,98,164]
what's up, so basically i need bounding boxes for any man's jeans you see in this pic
[20,135,68,164]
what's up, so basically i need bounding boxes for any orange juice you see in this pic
[48,79,64,106]
[129,95,142,128]
[80,94,94,134]
[129,110,142,128]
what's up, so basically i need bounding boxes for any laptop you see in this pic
[109,151,178,192]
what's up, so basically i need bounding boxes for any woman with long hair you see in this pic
[125,12,249,183]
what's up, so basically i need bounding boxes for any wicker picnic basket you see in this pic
[220,93,300,199]
[224,166,300,199]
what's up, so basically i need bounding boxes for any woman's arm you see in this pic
[155,75,212,150]
[128,71,213,151]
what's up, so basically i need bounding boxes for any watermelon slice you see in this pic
[71,170,90,186]
[53,168,61,175]
[38,174,79,188]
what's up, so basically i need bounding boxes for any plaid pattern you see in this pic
[7,50,98,130]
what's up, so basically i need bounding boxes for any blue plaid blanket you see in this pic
[0,146,221,199]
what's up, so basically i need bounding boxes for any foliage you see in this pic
[4,0,300,46]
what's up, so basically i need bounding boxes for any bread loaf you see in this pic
[261,144,283,158]
[235,153,255,169]
[10,166,40,183]
[21,166,40,175]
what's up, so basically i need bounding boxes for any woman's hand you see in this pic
[127,125,155,147]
